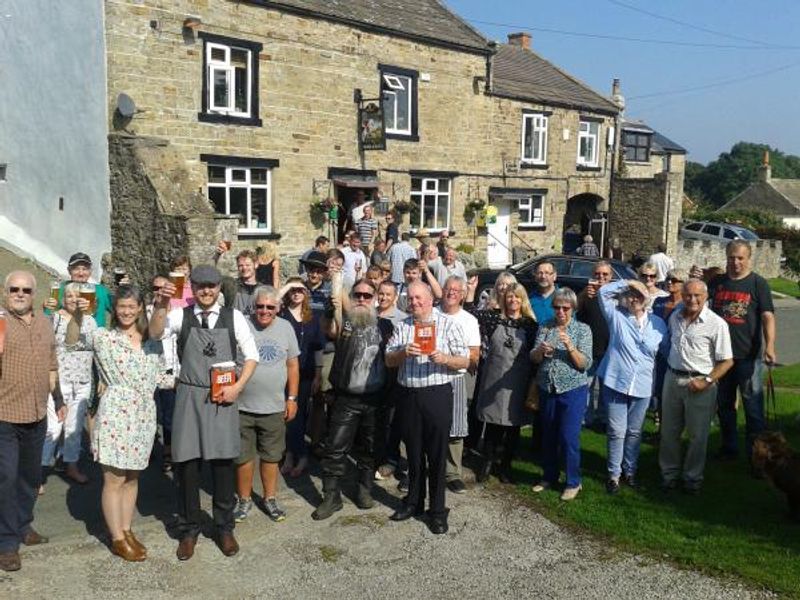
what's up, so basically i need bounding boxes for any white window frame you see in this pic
[382,72,413,136]
[521,113,548,164]
[518,193,545,227]
[206,42,253,118]
[577,120,600,167]
[207,165,271,233]
[410,177,451,232]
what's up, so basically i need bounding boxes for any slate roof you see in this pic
[769,179,800,211]
[251,0,488,53]
[622,118,686,154]
[492,43,619,115]
[720,178,800,216]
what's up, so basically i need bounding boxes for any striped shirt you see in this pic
[667,305,732,375]
[0,310,58,423]
[356,217,378,246]
[387,311,468,388]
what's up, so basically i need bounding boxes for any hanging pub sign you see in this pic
[359,102,386,151]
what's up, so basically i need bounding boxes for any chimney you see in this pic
[759,150,772,183]
[507,32,531,50]
[611,78,625,112]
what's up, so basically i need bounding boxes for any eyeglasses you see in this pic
[352,292,374,300]
[255,304,277,310]
[553,305,572,312]
[152,286,163,292]
[641,274,657,280]
[8,286,33,295]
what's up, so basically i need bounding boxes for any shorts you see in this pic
[237,411,286,464]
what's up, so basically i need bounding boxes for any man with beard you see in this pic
[312,279,393,520]
[0,271,64,571]
[150,266,258,560]
[386,281,469,534]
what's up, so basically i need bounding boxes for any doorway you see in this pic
[486,201,511,268]
[335,185,377,243]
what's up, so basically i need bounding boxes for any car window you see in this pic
[702,224,721,236]
[613,264,636,280]
[685,222,703,232]
[551,258,570,276]
[737,229,759,240]
[570,260,596,279]
[723,227,737,240]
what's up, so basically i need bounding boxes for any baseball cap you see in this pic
[68,253,92,268]
[190,265,222,285]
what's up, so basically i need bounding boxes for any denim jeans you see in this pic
[540,385,586,488]
[605,387,649,479]
[716,359,765,458]
[0,419,46,552]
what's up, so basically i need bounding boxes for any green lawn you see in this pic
[769,277,800,298]
[508,364,800,597]
[771,362,800,389]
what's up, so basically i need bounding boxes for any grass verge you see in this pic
[508,364,800,597]
[768,277,800,298]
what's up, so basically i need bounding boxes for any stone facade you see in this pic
[104,0,617,275]
[674,238,783,279]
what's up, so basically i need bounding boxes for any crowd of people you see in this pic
[0,211,778,570]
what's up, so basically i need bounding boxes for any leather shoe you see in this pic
[0,550,21,572]
[176,536,197,561]
[217,532,239,557]
[389,502,423,522]
[428,515,448,535]
[22,528,49,546]
[111,538,146,562]
[123,530,147,557]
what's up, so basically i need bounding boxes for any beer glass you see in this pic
[414,320,436,355]
[50,281,61,307]
[223,239,232,251]
[170,271,186,298]
[113,267,126,284]
[79,283,97,314]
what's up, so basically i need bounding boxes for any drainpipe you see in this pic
[608,78,625,257]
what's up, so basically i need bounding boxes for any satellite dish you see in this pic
[116,93,136,118]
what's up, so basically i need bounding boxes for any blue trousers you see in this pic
[286,378,313,458]
[716,359,765,458]
[0,419,46,552]
[605,387,649,479]
[540,386,587,488]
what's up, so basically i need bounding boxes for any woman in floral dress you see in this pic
[91,286,164,562]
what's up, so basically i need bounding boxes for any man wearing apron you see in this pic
[150,265,258,561]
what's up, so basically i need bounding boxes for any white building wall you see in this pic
[0,1,110,278]
[783,216,800,230]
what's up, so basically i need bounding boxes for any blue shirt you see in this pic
[597,280,669,398]
[529,287,556,324]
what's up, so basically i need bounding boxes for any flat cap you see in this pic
[300,251,328,270]
[190,265,222,285]
[68,252,92,268]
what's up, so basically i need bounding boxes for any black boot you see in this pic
[355,469,375,510]
[476,442,494,483]
[312,477,343,521]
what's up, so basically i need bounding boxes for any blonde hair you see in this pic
[501,283,535,320]
[255,243,277,263]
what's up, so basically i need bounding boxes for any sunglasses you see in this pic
[668,278,683,284]
[352,292,374,300]
[641,274,657,280]
[255,303,278,310]
[8,286,33,295]
[152,285,163,292]
[553,305,572,312]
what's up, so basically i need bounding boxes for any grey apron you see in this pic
[171,324,240,462]
[476,323,531,426]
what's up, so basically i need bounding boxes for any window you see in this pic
[410,177,450,231]
[577,119,600,167]
[570,260,596,279]
[623,132,651,162]
[199,33,262,126]
[518,193,545,227]
[380,65,418,140]
[702,224,721,237]
[203,156,279,233]
[723,227,738,240]
[685,222,703,232]
[662,154,671,173]
[521,114,548,164]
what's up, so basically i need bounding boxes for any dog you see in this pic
[752,432,800,520]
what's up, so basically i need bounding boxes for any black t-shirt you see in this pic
[709,272,774,360]
[577,296,610,359]
[255,261,275,286]
[329,317,393,395]
[386,223,399,244]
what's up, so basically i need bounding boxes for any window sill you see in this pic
[576,164,602,172]
[520,162,549,170]
[237,231,282,240]
[385,132,420,142]
[518,225,546,231]
[198,112,263,127]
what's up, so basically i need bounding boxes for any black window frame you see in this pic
[379,64,419,142]
[198,32,263,127]
[623,131,652,163]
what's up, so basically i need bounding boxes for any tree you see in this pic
[686,142,800,207]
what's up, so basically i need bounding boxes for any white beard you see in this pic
[348,304,377,328]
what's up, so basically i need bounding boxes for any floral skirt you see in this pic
[92,386,156,470]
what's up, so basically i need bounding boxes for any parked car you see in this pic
[469,254,637,304]
[680,221,759,243]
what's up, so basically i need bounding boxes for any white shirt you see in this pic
[162,302,259,362]
[434,307,481,374]
[648,252,675,283]
[667,305,732,375]
[342,247,368,287]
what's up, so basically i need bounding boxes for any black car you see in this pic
[470,254,637,303]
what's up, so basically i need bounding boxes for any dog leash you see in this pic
[765,364,778,431]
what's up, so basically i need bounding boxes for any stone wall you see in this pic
[104,0,617,268]
[609,175,669,258]
[674,239,784,279]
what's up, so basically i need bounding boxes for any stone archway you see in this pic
[563,193,605,253]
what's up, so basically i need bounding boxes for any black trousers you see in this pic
[0,419,45,552]
[174,458,235,538]
[398,383,452,518]
[484,423,521,468]
[320,392,380,481]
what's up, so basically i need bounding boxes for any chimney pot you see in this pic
[759,151,772,183]
[508,32,531,50]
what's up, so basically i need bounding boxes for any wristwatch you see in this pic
[287,395,297,401]
[703,376,714,384]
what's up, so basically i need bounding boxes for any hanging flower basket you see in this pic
[393,199,412,214]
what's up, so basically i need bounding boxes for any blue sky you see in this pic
[446,0,800,164]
